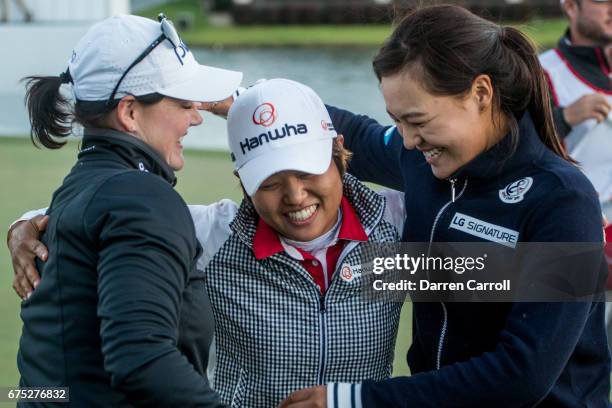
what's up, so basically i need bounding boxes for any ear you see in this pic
[336,134,344,147]
[470,74,494,113]
[562,0,579,21]
[115,95,139,134]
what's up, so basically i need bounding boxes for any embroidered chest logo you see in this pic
[450,212,519,248]
[499,177,533,204]
[340,263,362,282]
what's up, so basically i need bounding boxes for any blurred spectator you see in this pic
[539,0,611,145]
[539,0,611,351]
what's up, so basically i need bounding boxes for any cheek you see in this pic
[162,112,189,135]
[441,111,482,151]
[419,122,451,146]
[251,194,279,222]
[321,180,343,207]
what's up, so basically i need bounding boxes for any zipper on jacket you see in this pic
[428,178,467,246]
[317,295,327,384]
[314,190,384,383]
[436,302,448,370]
[429,178,468,370]
[312,197,385,386]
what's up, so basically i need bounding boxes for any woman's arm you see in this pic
[7,199,240,300]
[189,198,238,271]
[7,209,48,299]
[327,105,405,190]
[378,189,405,235]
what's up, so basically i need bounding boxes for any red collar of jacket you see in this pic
[253,196,368,260]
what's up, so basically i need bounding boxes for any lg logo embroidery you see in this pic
[499,177,533,204]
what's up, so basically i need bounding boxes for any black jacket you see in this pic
[17,128,224,407]
[328,106,610,407]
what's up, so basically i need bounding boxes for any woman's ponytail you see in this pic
[500,27,574,163]
[23,72,72,149]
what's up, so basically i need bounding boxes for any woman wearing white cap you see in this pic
[9,13,241,407]
[9,78,405,407]
[202,78,403,406]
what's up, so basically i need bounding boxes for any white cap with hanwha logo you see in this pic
[227,78,337,196]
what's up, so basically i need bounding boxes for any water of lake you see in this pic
[0,24,389,150]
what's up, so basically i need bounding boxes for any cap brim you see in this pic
[161,64,243,102]
[238,138,333,196]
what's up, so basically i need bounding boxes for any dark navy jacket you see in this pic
[328,106,611,407]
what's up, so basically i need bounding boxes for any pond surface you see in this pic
[0,27,389,150]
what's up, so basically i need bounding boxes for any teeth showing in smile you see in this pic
[424,148,443,160]
[288,204,317,222]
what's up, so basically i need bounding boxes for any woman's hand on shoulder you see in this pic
[7,215,48,300]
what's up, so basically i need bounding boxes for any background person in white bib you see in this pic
[539,0,611,150]
[539,0,612,352]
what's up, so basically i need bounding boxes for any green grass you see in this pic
[0,137,412,396]
[516,18,567,50]
[137,1,565,49]
[181,25,395,48]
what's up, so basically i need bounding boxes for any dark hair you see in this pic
[332,137,353,176]
[23,74,164,149]
[372,4,572,162]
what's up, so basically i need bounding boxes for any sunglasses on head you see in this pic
[106,13,186,106]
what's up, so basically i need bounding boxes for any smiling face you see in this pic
[380,67,502,179]
[134,97,203,171]
[250,162,343,242]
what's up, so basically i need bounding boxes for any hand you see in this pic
[200,95,234,119]
[278,385,327,408]
[562,94,611,126]
[8,215,48,300]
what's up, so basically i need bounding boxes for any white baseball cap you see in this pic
[227,79,337,196]
[67,14,242,102]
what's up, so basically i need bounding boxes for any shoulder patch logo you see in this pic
[499,177,533,204]
[339,263,362,282]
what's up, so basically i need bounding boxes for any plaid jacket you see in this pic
[205,174,403,407]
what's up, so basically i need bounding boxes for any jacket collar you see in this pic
[559,30,609,68]
[231,173,385,251]
[558,29,611,86]
[452,112,548,182]
[79,128,177,186]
